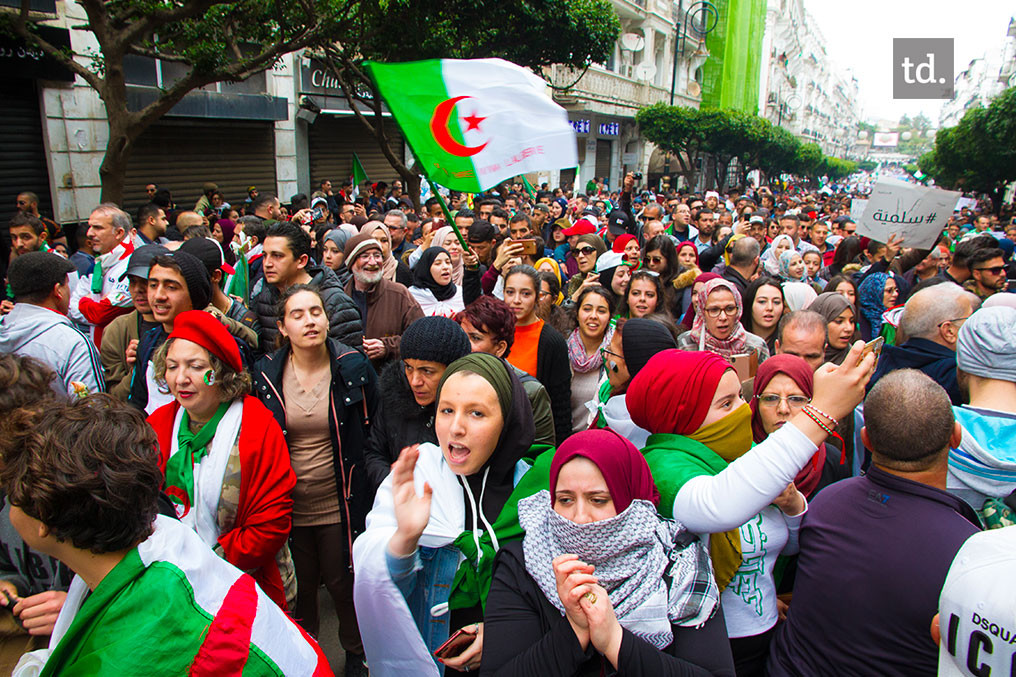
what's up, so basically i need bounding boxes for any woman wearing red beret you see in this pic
[147,310,297,611]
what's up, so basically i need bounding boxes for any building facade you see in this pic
[543,0,709,193]
[940,17,1016,128]
[756,0,861,159]
[4,0,720,225]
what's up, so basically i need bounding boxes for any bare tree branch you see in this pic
[125,45,192,63]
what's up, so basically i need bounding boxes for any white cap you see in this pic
[937,526,1016,676]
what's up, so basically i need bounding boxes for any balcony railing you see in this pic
[546,64,700,111]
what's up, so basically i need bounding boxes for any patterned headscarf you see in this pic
[520,430,718,647]
[689,278,748,360]
[778,250,807,282]
[858,272,892,338]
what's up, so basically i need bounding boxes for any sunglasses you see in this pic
[975,266,1006,275]
[573,246,597,256]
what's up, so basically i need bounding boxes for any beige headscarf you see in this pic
[359,220,399,282]
[430,225,465,285]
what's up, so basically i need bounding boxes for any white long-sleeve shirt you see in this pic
[675,422,815,638]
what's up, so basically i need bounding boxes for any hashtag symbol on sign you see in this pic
[927,212,936,222]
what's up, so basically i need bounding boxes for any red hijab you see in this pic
[550,429,659,513]
[612,234,638,253]
[679,272,721,330]
[749,354,825,497]
[626,349,732,435]
[675,240,699,266]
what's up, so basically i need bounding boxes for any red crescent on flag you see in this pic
[430,96,488,158]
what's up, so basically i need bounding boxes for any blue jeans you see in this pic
[386,544,462,668]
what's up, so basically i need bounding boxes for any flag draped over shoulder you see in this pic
[18,516,330,677]
[365,58,578,193]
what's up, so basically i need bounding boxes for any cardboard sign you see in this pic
[955,196,977,211]
[857,178,961,249]
[850,199,868,222]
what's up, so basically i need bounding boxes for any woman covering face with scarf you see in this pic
[626,346,875,676]
[483,429,734,676]
[353,353,540,675]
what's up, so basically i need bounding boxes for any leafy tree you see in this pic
[793,143,823,177]
[920,87,1016,213]
[6,0,353,204]
[635,103,707,187]
[321,0,621,208]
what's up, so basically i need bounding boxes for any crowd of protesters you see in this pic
[0,171,1014,676]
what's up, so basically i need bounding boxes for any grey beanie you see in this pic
[957,306,1016,382]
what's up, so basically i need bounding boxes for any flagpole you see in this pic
[431,187,470,251]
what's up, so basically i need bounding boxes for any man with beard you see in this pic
[342,233,423,367]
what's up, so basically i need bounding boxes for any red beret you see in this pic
[168,310,243,373]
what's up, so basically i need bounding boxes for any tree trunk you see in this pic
[402,170,422,213]
[98,109,134,205]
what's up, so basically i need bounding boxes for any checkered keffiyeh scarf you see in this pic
[518,491,718,649]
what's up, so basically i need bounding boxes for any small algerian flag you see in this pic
[365,58,578,193]
[521,175,537,199]
[351,153,368,198]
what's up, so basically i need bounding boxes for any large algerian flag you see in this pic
[365,58,578,192]
[18,516,329,677]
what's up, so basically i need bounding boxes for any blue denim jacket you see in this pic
[386,545,461,667]
[384,461,530,671]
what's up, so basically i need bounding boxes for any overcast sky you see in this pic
[805,0,1014,126]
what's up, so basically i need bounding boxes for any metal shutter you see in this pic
[595,139,612,182]
[123,119,276,214]
[0,79,52,221]
[308,115,405,187]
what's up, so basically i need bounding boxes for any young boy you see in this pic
[2,394,331,676]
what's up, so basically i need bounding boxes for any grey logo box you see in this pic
[893,38,954,99]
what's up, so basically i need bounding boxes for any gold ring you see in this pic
[583,591,597,604]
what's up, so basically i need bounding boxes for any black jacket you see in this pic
[868,337,961,405]
[535,323,572,446]
[253,339,379,569]
[253,265,363,353]
[481,541,735,677]
[362,360,439,491]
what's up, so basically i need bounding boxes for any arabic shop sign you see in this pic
[0,25,74,82]
[857,177,960,249]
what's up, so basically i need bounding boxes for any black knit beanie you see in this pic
[400,316,471,365]
[165,250,213,312]
[622,318,678,378]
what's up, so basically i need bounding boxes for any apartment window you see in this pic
[123,54,266,93]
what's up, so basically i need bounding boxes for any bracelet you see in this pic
[802,408,848,464]
[803,404,839,428]
[802,407,834,435]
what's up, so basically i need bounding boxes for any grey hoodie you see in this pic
[0,303,106,396]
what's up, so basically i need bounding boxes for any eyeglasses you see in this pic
[937,316,970,328]
[646,255,665,264]
[756,394,811,408]
[573,246,596,256]
[703,305,738,318]
[974,266,1006,275]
